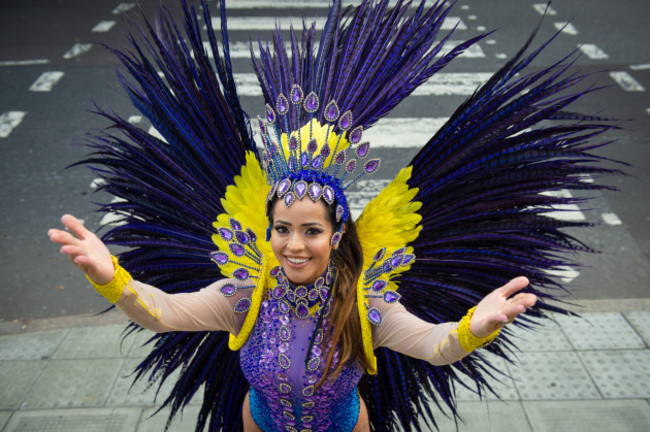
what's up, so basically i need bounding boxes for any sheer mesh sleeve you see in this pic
[114,278,249,335]
[370,297,469,366]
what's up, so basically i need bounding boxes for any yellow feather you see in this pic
[278,119,350,168]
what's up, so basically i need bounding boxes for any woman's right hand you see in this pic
[48,214,115,285]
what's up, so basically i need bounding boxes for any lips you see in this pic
[286,256,310,265]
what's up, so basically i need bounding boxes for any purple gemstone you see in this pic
[284,192,295,207]
[276,94,289,115]
[308,288,318,301]
[294,180,307,199]
[307,357,320,371]
[278,353,290,369]
[290,84,303,104]
[277,179,291,197]
[220,283,237,297]
[280,326,291,340]
[356,141,370,158]
[325,271,332,285]
[349,126,363,144]
[324,100,339,122]
[286,289,295,303]
[320,287,329,302]
[322,186,335,204]
[234,297,251,313]
[320,143,330,157]
[235,230,249,244]
[278,300,290,314]
[289,135,299,150]
[273,284,287,299]
[296,302,310,318]
[315,277,324,289]
[210,251,229,265]
[279,383,291,394]
[265,104,276,123]
[278,342,289,353]
[302,385,315,397]
[308,183,322,201]
[304,92,319,112]
[394,247,406,255]
[382,260,393,272]
[295,286,308,298]
[346,159,356,173]
[288,156,295,171]
[330,232,341,246]
[383,290,401,303]
[229,218,242,231]
[367,307,383,325]
[307,139,318,153]
[373,247,386,262]
[218,227,233,241]
[229,243,245,257]
[402,254,415,266]
[257,116,266,133]
[335,204,344,222]
[371,279,387,292]
[311,155,322,170]
[335,150,346,165]
[246,228,257,243]
[301,152,309,167]
[390,254,402,268]
[233,268,250,280]
[269,143,278,155]
[339,110,353,130]
[365,159,380,174]
[270,266,281,276]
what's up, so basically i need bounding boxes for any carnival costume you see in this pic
[81,0,622,430]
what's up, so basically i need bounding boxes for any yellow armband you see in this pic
[86,255,132,304]
[456,306,500,352]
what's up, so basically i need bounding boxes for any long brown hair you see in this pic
[267,197,372,385]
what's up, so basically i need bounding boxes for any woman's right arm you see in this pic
[48,214,243,334]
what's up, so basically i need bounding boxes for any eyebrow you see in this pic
[274,220,325,228]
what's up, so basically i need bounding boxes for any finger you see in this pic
[499,303,527,321]
[61,214,90,239]
[48,229,79,246]
[498,276,530,298]
[509,293,537,308]
[60,244,87,257]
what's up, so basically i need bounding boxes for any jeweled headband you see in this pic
[258,84,381,228]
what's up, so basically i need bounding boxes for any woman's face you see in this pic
[270,198,334,286]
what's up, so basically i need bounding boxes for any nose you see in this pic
[286,232,305,252]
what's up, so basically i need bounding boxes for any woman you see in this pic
[49,195,535,431]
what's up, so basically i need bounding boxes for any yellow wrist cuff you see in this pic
[457,306,500,352]
[86,255,132,304]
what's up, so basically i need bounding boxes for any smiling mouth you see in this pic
[286,257,310,264]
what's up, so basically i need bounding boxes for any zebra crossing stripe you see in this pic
[29,71,64,92]
[630,64,650,70]
[210,16,466,31]
[0,59,49,66]
[579,44,608,60]
[554,22,578,35]
[539,189,586,221]
[213,0,423,8]
[112,2,135,15]
[601,213,622,226]
[533,3,557,15]
[92,20,116,33]
[63,43,92,59]
[609,71,645,92]
[0,112,27,138]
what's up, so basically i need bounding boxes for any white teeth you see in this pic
[287,257,309,264]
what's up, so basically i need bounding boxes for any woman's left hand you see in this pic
[469,276,537,338]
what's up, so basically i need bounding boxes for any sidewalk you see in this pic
[1,301,649,432]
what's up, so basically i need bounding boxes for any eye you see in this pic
[274,225,289,234]
[306,228,323,236]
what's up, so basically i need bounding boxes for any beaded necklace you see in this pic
[269,261,335,319]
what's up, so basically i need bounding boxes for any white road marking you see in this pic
[63,43,92,59]
[533,4,557,15]
[630,63,650,70]
[99,197,128,226]
[461,5,470,10]
[148,125,167,142]
[578,44,608,60]
[467,15,477,20]
[539,189,586,221]
[544,266,580,283]
[112,3,135,15]
[0,111,27,138]
[609,71,645,92]
[554,22,578,35]
[128,115,142,123]
[0,59,49,66]
[601,213,622,226]
[476,26,486,31]
[575,173,594,184]
[209,16,466,31]
[215,0,426,8]
[495,53,507,59]
[29,71,64,92]
[646,108,650,116]
[486,39,496,45]
[90,178,107,190]
[92,20,116,33]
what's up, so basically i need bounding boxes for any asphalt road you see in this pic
[1,0,649,322]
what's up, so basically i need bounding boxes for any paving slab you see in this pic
[505,318,573,351]
[0,411,13,430]
[578,349,650,398]
[53,325,134,359]
[413,400,532,432]
[453,355,519,401]
[3,407,141,432]
[137,405,202,432]
[21,358,124,409]
[523,399,650,432]
[0,329,68,361]
[507,351,600,400]
[555,312,646,350]
[624,310,650,346]
[107,357,180,407]
[127,330,158,359]
[0,360,47,409]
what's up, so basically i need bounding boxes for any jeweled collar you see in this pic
[269,261,335,319]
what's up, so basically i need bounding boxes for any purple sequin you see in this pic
[210,251,229,265]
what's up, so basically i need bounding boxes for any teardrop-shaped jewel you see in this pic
[235,230,250,244]
[338,110,353,130]
[276,93,289,115]
[401,254,415,266]
[330,231,341,246]
[284,192,296,207]
[246,228,257,243]
[346,159,356,173]
[307,357,320,371]
[288,156,295,171]
[367,307,383,325]
[273,284,287,299]
[348,125,363,144]
[383,290,401,303]
[290,84,304,104]
[356,141,370,158]
[295,286,308,298]
[320,143,330,158]
[229,243,245,257]
[277,178,291,197]
[311,155,322,170]
[280,325,291,341]
[308,288,319,301]
[220,283,237,297]
[270,266,281,276]
[210,251,229,265]
[365,159,380,174]
[279,383,292,394]
[335,150,346,165]
[289,135,299,150]
[234,297,252,313]
[293,180,308,199]
[322,186,335,204]
[218,227,233,241]
[308,183,323,201]
[307,139,318,153]
[265,103,276,123]
[390,254,403,268]
[324,100,340,122]
[257,116,267,134]
[296,302,310,319]
[301,151,309,167]
[373,247,386,262]
[302,385,315,397]
[371,279,387,292]
[335,204,345,222]
[233,268,250,280]
[229,218,242,231]
[278,352,291,369]
[304,92,319,113]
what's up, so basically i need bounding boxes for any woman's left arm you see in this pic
[372,277,535,366]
